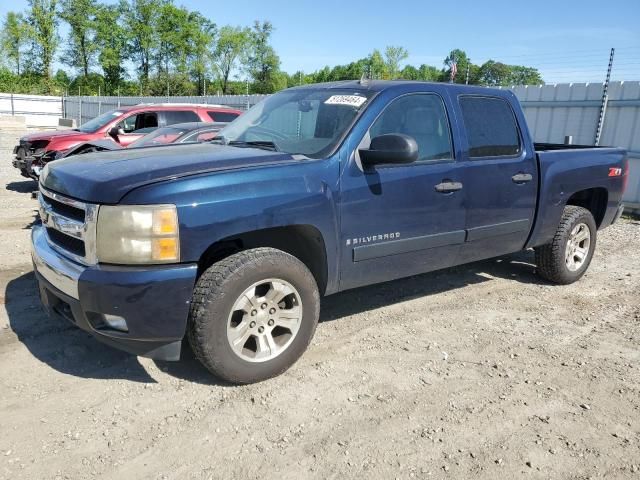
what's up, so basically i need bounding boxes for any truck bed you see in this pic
[534,142,611,152]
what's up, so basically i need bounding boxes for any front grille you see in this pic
[47,196,85,222]
[38,187,98,265]
[46,228,86,257]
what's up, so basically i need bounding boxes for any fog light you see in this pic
[103,314,128,332]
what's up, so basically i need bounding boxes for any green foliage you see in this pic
[245,21,284,94]
[124,0,160,87]
[384,46,409,79]
[26,0,59,89]
[2,4,545,96]
[1,12,30,75]
[213,25,250,94]
[147,71,197,96]
[94,3,128,95]
[58,0,98,77]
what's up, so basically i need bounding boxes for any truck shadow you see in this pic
[5,250,543,386]
[319,249,542,322]
[4,270,157,383]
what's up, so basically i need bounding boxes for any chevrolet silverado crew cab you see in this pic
[32,81,628,384]
[13,103,242,179]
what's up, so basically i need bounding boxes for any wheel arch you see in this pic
[565,187,608,228]
[197,224,329,295]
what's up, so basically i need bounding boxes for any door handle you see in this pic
[512,173,533,184]
[435,181,463,193]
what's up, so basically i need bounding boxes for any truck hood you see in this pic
[41,143,303,204]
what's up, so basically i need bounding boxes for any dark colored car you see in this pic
[12,104,242,179]
[58,122,228,158]
[32,81,627,384]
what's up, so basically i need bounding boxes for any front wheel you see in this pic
[187,248,320,384]
[535,205,597,285]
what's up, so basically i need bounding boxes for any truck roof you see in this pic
[288,79,511,97]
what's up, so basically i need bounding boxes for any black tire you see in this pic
[187,247,320,384]
[535,205,597,285]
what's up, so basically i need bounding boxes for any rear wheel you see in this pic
[187,248,320,384]
[535,206,597,284]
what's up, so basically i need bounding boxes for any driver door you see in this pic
[339,92,466,290]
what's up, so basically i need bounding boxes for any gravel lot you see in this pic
[0,129,639,480]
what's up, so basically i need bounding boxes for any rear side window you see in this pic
[163,110,200,125]
[207,111,239,122]
[459,96,520,157]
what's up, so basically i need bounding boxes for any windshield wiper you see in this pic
[227,140,279,152]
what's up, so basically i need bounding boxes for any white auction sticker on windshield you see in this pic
[324,95,367,107]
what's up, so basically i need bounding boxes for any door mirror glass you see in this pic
[359,133,419,167]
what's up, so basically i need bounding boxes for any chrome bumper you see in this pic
[31,225,84,299]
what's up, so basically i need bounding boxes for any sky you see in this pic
[2,0,640,84]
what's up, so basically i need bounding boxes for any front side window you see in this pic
[369,94,453,162]
[459,96,521,157]
[218,88,375,158]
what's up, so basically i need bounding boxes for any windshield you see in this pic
[77,109,125,133]
[129,126,190,148]
[218,88,374,158]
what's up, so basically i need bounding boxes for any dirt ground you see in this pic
[0,130,638,480]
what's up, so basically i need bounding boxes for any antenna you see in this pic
[359,65,371,86]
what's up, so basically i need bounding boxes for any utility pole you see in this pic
[246,78,250,110]
[595,47,615,146]
[465,64,470,85]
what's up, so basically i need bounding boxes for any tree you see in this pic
[155,2,192,76]
[478,60,511,86]
[213,25,250,94]
[442,48,474,84]
[25,0,59,89]
[507,65,543,86]
[124,0,160,88]
[58,0,98,77]
[94,3,128,94]
[245,21,282,93]
[366,49,387,79]
[384,45,408,79]
[418,64,439,81]
[1,12,29,75]
[188,12,215,95]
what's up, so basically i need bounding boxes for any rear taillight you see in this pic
[622,157,629,194]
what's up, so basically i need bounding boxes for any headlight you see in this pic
[96,205,180,264]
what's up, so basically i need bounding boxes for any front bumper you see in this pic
[31,225,198,360]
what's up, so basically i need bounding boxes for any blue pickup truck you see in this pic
[32,80,628,383]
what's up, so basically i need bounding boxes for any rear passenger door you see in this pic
[457,95,538,263]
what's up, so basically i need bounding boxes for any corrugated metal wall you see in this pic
[506,81,640,209]
[64,82,640,208]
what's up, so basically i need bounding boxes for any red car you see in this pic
[12,104,242,179]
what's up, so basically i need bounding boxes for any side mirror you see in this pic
[359,134,418,167]
[108,126,124,139]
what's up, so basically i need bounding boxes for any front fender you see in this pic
[120,158,341,293]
